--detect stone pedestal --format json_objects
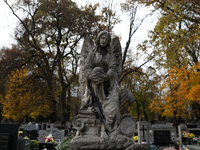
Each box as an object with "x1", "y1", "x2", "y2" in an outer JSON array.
[
  {"x1": 70, "y1": 111, "x2": 144, "y2": 150},
  {"x1": 69, "y1": 134, "x2": 136, "y2": 150},
  {"x1": 72, "y1": 109, "x2": 101, "y2": 136}
]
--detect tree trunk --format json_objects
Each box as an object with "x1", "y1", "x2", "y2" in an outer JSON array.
[
  {"x1": 66, "y1": 88, "x2": 71, "y2": 121},
  {"x1": 48, "y1": 81, "x2": 56, "y2": 123}
]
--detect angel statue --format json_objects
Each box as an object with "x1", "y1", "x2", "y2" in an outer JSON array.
[
  {"x1": 70, "y1": 31, "x2": 136, "y2": 150},
  {"x1": 80, "y1": 31, "x2": 122, "y2": 138}
]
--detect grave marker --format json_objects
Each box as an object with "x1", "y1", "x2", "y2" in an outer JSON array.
[
  {"x1": 178, "y1": 123, "x2": 200, "y2": 145},
  {"x1": 22, "y1": 124, "x2": 38, "y2": 140},
  {"x1": 137, "y1": 121, "x2": 148, "y2": 144},
  {"x1": 0, "y1": 133, "x2": 11, "y2": 150},
  {"x1": 154, "y1": 131, "x2": 170, "y2": 146},
  {"x1": 39, "y1": 123, "x2": 64, "y2": 143},
  {"x1": 140, "y1": 125, "x2": 147, "y2": 141},
  {"x1": 148, "y1": 124, "x2": 177, "y2": 146},
  {"x1": 22, "y1": 124, "x2": 36, "y2": 131},
  {"x1": 0, "y1": 123, "x2": 19, "y2": 150}
]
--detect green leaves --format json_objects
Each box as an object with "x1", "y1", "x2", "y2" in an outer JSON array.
[{"x1": 137, "y1": 0, "x2": 200, "y2": 69}]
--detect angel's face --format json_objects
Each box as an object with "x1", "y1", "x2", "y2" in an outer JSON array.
[{"x1": 99, "y1": 34, "x2": 109, "y2": 47}]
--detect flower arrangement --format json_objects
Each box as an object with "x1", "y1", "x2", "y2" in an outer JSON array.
[
  {"x1": 44, "y1": 134, "x2": 55, "y2": 142},
  {"x1": 133, "y1": 136, "x2": 138, "y2": 142},
  {"x1": 18, "y1": 131, "x2": 23, "y2": 137},
  {"x1": 23, "y1": 136, "x2": 30, "y2": 141},
  {"x1": 44, "y1": 134, "x2": 58, "y2": 148},
  {"x1": 183, "y1": 131, "x2": 195, "y2": 139},
  {"x1": 28, "y1": 140, "x2": 39, "y2": 149}
]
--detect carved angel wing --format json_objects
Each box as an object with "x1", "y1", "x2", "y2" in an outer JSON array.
[
  {"x1": 79, "y1": 38, "x2": 94, "y2": 99},
  {"x1": 111, "y1": 36, "x2": 122, "y2": 82},
  {"x1": 111, "y1": 37, "x2": 135, "y2": 114}
]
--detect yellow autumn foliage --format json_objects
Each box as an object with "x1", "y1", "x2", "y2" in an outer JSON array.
[
  {"x1": 0, "y1": 68, "x2": 51, "y2": 121},
  {"x1": 149, "y1": 63, "x2": 200, "y2": 119}
]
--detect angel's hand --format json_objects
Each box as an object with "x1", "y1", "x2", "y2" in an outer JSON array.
[{"x1": 93, "y1": 74, "x2": 108, "y2": 85}]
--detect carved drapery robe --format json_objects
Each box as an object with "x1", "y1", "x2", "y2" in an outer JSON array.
[{"x1": 81, "y1": 48, "x2": 120, "y2": 132}]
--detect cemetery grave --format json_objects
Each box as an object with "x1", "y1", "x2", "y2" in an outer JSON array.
[
  {"x1": 137, "y1": 121, "x2": 178, "y2": 149},
  {"x1": 21, "y1": 123, "x2": 39, "y2": 140},
  {"x1": 2, "y1": 120, "x2": 200, "y2": 150},
  {"x1": 178, "y1": 122, "x2": 200, "y2": 147},
  {"x1": 39, "y1": 123, "x2": 64, "y2": 143},
  {"x1": 0, "y1": 123, "x2": 19, "y2": 150}
]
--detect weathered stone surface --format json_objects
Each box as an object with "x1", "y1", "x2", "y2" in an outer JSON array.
[
  {"x1": 70, "y1": 31, "x2": 137, "y2": 150},
  {"x1": 119, "y1": 114, "x2": 136, "y2": 137},
  {"x1": 125, "y1": 144, "x2": 146, "y2": 150},
  {"x1": 120, "y1": 89, "x2": 135, "y2": 114},
  {"x1": 69, "y1": 133, "x2": 135, "y2": 150}
]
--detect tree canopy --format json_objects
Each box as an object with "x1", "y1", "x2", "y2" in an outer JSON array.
[
  {"x1": 137, "y1": 0, "x2": 200, "y2": 69},
  {"x1": 136, "y1": 0, "x2": 200, "y2": 121}
]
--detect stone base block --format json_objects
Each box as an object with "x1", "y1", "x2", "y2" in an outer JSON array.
[{"x1": 69, "y1": 134, "x2": 145, "y2": 150}]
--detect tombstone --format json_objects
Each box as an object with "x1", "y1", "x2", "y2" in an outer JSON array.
[
  {"x1": 187, "y1": 124, "x2": 198, "y2": 128},
  {"x1": 17, "y1": 137, "x2": 26, "y2": 150},
  {"x1": 38, "y1": 124, "x2": 42, "y2": 130},
  {"x1": 42, "y1": 123, "x2": 48, "y2": 130},
  {"x1": 137, "y1": 121, "x2": 148, "y2": 144},
  {"x1": 39, "y1": 123, "x2": 64, "y2": 143},
  {"x1": 179, "y1": 123, "x2": 200, "y2": 145},
  {"x1": 22, "y1": 124, "x2": 36, "y2": 131},
  {"x1": 178, "y1": 124, "x2": 187, "y2": 145},
  {"x1": 65, "y1": 129, "x2": 69, "y2": 137},
  {"x1": 22, "y1": 124, "x2": 38, "y2": 140},
  {"x1": 24, "y1": 130, "x2": 38, "y2": 140},
  {"x1": 148, "y1": 124, "x2": 177, "y2": 147},
  {"x1": 178, "y1": 123, "x2": 200, "y2": 145},
  {"x1": 0, "y1": 123, "x2": 19, "y2": 150},
  {"x1": 54, "y1": 121, "x2": 61, "y2": 127}
]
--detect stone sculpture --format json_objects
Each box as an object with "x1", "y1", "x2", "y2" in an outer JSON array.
[{"x1": 70, "y1": 31, "x2": 144, "y2": 150}]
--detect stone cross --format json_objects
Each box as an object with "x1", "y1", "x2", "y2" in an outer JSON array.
[
  {"x1": 46, "y1": 124, "x2": 58, "y2": 134},
  {"x1": 140, "y1": 125, "x2": 147, "y2": 141},
  {"x1": 137, "y1": 121, "x2": 147, "y2": 144}
]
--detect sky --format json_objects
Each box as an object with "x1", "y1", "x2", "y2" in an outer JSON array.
[{"x1": 0, "y1": 0, "x2": 158, "y2": 68}]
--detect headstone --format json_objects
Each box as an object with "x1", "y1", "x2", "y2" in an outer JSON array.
[
  {"x1": 178, "y1": 123, "x2": 200, "y2": 145},
  {"x1": 39, "y1": 123, "x2": 64, "y2": 143},
  {"x1": 24, "y1": 130, "x2": 38, "y2": 140},
  {"x1": 178, "y1": 124, "x2": 187, "y2": 144},
  {"x1": 148, "y1": 124, "x2": 177, "y2": 147},
  {"x1": 38, "y1": 130, "x2": 47, "y2": 143},
  {"x1": 17, "y1": 137, "x2": 26, "y2": 150},
  {"x1": 0, "y1": 133, "x2": 11, "y2": 150},
  {"x1": 154, "y1": 130, "x2": 171, "y2": 146},
  {"x1": 65, "y1": 129, "x2": 69, "y2": 137},
  {"x1": 0, "y1": 123, "x2": 19, "y2": 150},
  {"x1": 22, "y1": 124, "x2": 38, "y2": 140},
  {"x1": 38, "y1": 124, "x2": 42, "y2": 130},
  {"x1": 22, "y1": 124, "x2": 36, "y2": 131},
  {"x1": 46, "y1": 124, "x2": 57, "y2": 134},
  {"x1": 137, "y1": 121, "x2": 148, "y2": 144},
  {"x1": 42, "y1": 123, "x2": 48, "y2": 130},
  {"x1": 54, "y1": 121, "x2": 61, "y2": 127},
  {"x1": 187, "y1": 124, "x2": 197, "y2": 128}
]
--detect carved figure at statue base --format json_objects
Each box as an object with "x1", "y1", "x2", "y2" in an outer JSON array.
[{"x1": 69, "y1": 31, "x2": 145, "y2": 150}]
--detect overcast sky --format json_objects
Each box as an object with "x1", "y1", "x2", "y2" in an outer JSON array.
[{"x1": 0, "y1": 0, "x2": 158, "y2": 68}]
